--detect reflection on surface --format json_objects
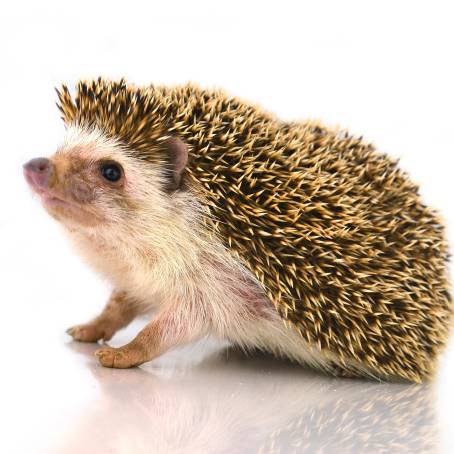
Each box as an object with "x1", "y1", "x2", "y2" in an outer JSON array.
[{"x1": 56, "y1": 340, "x2": 437, "y2": 454}]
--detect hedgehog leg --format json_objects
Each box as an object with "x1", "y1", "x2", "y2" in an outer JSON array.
[
  {"x1": 66, "y1": 290, "x2": 139, "y2": 343},
  {"x1": 95, "y1": 306, "x2": 205, "y2": 368}
]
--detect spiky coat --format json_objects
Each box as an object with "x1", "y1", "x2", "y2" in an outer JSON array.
[{"x1": 56, "y1": 78, "x2": 452, "y2": 381}]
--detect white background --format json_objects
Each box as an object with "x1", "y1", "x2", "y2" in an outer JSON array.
[{"x1": 1, "y1": 1, "x2": 453, "y2": 453}]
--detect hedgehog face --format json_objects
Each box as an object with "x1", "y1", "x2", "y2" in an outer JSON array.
[{"x1": 23, "y1": 126, "x2": 168, "y2": 231}]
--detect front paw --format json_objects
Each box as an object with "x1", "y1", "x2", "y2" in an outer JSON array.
[
  {"x1": 95, "y1": 345, "x2": 147, "y2": 368},
  {"x1": 66, "y1": 323, "x2": 114, "y2": 343}
]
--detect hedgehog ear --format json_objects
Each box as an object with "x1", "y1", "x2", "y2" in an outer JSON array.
[{"x1": 163, "y1": 136, "x2": 188, "y2": 191}]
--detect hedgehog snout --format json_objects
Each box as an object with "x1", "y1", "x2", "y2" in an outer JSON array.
[{"x1": 23, "y1": 157, "x2": 54, "y2": 189}]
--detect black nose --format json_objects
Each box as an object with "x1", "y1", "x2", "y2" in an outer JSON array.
[{"x1": 24, "y1": 157, "x2": 51, "y2": 174}]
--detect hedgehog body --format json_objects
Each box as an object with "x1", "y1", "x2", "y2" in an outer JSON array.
[{"x1": 28, "y1": 78, "x2": 452, "y2": 381}]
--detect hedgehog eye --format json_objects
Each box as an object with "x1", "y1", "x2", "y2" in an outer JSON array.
[{"x1": 100, "y1": 161, "x2": 123, "y2": 182}]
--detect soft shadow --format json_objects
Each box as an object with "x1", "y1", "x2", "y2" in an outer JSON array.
[{"x1": 59, "y1": 340, "x2": 438, "y2": 454}]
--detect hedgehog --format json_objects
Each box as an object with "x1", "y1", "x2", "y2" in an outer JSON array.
[{"x1": 23, "y1": 77, "x2": 452, "y2": 382}]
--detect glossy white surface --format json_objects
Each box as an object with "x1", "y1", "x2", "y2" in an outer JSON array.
[
  {"x1": 1, "y1": 1, "x2": 453, "y2": 452},
  {"x1": 1, "y1": 295, "x2": 453, "y2": 454}
]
